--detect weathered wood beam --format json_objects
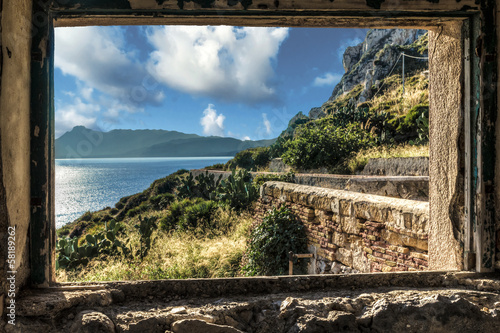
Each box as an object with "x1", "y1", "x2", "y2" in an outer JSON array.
[
  {"x1": 30, "y1": 1, "x2": 55, "y2": 286},
  {"x1": 49, "y1": 0, "x2": 479, "y2": 12},
  {"x1": 53, "y1": 14, "x2": 465, "y2": 28},
  {"x1": 474, "y1": 0, "x2": 497, "y2": 272}
]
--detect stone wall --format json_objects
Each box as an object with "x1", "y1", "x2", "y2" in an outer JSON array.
[
  {"x1": 361, "y1": 157, "x2": 429, "y2": 176},
  {"x1": 255, "y1": 182, "x2": 429, "y2": 273},
  {"x1": 191, "y1": 169, "x2": 429, "y2": 201}
]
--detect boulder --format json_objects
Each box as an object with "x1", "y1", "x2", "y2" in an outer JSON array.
[{"x1": 70, "y1": 310, "x2": 115, "y2": 333}]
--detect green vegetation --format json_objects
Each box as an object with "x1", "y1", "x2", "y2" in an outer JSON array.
[
  {"x1": 242, "y1": 206, "x2": 308, "y2": 276},
  {"x1": 56, "y1": 31, "x2": 430, "y2": 282},
  {"x1": 56, "y1": 168, "x2": 291, "y2": 281}
]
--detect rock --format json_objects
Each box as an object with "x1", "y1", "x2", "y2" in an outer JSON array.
[
  {"x1": 343, "y1": 44, "x2": 363, "y2": 73},
  {"x1": 287, "y1": 312, "x2": 357, "y2": 333},
  {"x1": 280, "y1": 297, "x2": 299, "y2": 312},
  {"x1": 170, "y1": 307, "x2": 187, "y2": 314},
  {"x1": 308, "y1": 107, "x2": 326, "y2": 120},
  {"x1": 70, "y1": 310, "x2": 115, "y2": 333},
  {"x1": 171, "y1": 319, "x2": 244, "y2": 333},
  {"x1": 128, "y1": 317, "x2": 168, "y2": 333},
  {"x1": 365, "y1": 295, "x2": 500, "y2": 333},
  {"x1": 238, "y1": 310, "x2": 253, "y2": 323},
  {"x1": 223, "y1": 314, "x2": 240, "y2": 327},
  {"x1": 328, "y1": 29, "x2": 427, "y2": 105},
  {"x1": 331, "y1": 261, "x2": 343, "y2": 274},
  {"x1": 269, "y1": 158, "x2": 291, "y2": 172}
]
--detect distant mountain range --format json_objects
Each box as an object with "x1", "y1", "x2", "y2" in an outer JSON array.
[{"x1": 55, "y1": 126, "x2": 276, "y2": 159}]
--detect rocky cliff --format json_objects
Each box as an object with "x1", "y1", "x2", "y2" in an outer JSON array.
[{"x1": 309, "y1": 29, "x2": 427, "y2": 119}]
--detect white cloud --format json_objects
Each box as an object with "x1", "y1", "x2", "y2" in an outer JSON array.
[
  {"x1": 262, "y1": 113, "x2": 272, "y2": 136},
  {"x1": 313, "y1": 73, "x2": 343, "y2": 87},
  {"x1": 200, "y1": 104, "x2": 225, "y2": 137},
  {"x1": 80, "y1": 86, "x2": 94, "y2": 101},
  {"x1": 55, "y1": 26, "x2": 164, "y2": 108},
  {"x1": 55, "y1": 98, "x2": 100, "y2": 137},
  {"x1": 146, "y1": 26, "x2": 289, "y2": 104},
  {"x1": 242, "y1": 136, "x2": 251, "y2": 141}
]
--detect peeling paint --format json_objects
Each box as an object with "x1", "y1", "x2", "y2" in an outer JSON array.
[{"x1": 34, "y1": 125, "x2": 40, "y2": 137}]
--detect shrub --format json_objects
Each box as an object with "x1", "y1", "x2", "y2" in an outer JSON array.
[
  {"x1": 225, "y1": 147, "x2": 271, "y2": 171},
  {"x1": 282, "y1": 123, "x2": 374, "y2": 171},
  {"x1": 396, "y1": 103, "x2": 428, "y2": 137},
  {"x1": 243, "y1": 206, "x2": 307, "y2": 276},
  {"x1": 178, "y1": 200, "x2": 217, "y2": 232},
  {"x1": 149, "y1": 193, "x2": 175, "y2": 210}
]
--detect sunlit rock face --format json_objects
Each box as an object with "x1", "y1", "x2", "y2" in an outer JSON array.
[
  {"x1": 307, "y1": 29, "x2": 426, "y2": 119},
  {"x1": 330, "y1": 29, "x2": 427, "y2": 103}
]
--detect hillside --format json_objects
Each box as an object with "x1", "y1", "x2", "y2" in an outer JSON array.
[
  {"x1": 55, "y1": 126, "x2": 275, "y2": 158},
  {"x1": 223, "y1": 28, "x2": 430, "y2": 173}
]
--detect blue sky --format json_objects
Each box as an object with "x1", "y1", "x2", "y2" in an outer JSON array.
[{"x1": 54, "y1": 26, "x2": 367, "y2": 139}]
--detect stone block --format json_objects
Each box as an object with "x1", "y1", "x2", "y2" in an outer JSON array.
[
  {"x1": 385, "y1": 260, "x2": 397, "y2": 267},
  {"x1": 410, "y1": 252, "x2": 429, "y2": 261},
  {"x1": 397, "y1": 247, "x2": 410, "y2": 254},
  {"x1": 382, "y1": 266, "x2": 394, "y2": 273},
  {"x1": 336, "y1": 247, "x2": 353, "y2": 267}
]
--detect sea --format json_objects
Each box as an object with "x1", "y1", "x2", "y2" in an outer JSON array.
[{"x1": 55, "y1": 157, "x2": 231, "y2": 229}]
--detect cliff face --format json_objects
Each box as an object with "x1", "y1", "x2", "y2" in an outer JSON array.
[{"x1": 309, "y1": 29, "x2": 427, "y2": 119}]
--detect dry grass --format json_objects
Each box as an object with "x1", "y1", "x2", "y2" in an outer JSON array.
[
  {"x1": 369, "y1": 72, "x2": 428, "y2": 115},
  {"x1": 346, "y1": 143, "x2": 429, "y2": 174},
  {"x1": 56, "y1": 208, "x2": 253, "y2": 282}
]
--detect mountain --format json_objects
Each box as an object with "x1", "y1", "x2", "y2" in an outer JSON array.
[
  {"x1": 55, "y1": 126, "x2": 276, "y2": 158},
  {"x1": 309, "y1": 29, "x2": 427, "y2": 120}
]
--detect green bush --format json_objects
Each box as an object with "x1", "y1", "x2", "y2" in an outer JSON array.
[
  {"x1": 149, "y1": 193, "x2": 175, "y2": 210},
  {"x1": 225, "y1": 147, "x2": 271, "y2": 171},
  {"x1": 282, "y1": 123, "x2": 374, "y2": 170},
  {"x1": 243, "y1": 206, "x2": 307, "y2": 276},
  {"x1": 179, "y1": 200, "x2": 217, "y2": 232},
  {"x1": 158, "y1": 198, "x2": 219, "y2": 235},
  {"x1": 396, "y1": 103, "x2": 428, "y2": 137}
]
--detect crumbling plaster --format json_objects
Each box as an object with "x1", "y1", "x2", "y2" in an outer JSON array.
[{"x1": 0, "y1": 0, "x2": 32, "y2": 294}]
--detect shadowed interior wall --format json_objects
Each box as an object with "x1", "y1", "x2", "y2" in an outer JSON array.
[
  {"x1": 0, "y1": 0, "x2": 496, "y2": 297},
  {"x1": 0, "y1": 0, "x2": 32, "y2": 298}
]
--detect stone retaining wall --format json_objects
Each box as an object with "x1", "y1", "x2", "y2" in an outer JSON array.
[
  {"x1": 255, "y1": 182, "x2": 429, "y2": 273},
  {"x1": 190, "y1": 169, "x2": 429, "y2": 201}
]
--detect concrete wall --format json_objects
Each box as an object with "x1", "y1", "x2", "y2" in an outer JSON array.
[
  {"x1": 428, "y1": 22, "x2": 465, "y2": 271},
  {"x1": 255, "y1": 182, "x2": 429, "y2": 273},
  {"x1": 0, "y1": 0, "x2": 32, "y2": 300}
]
